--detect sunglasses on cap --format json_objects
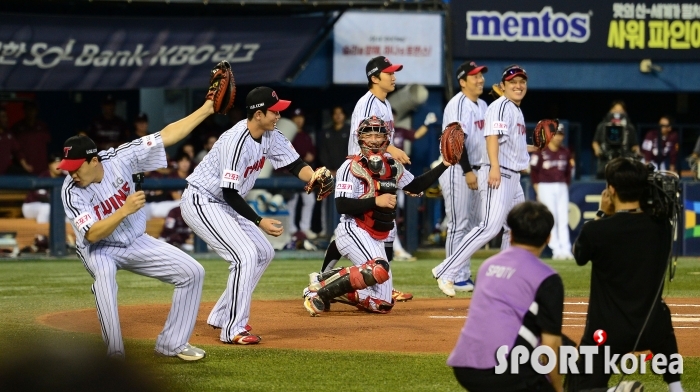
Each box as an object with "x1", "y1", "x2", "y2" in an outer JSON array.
[{"x1": 502, "y1": 66, "x2": 528, "y2": 82}]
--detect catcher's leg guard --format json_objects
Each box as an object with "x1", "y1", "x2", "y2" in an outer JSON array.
[
  {"x1": 315, "y1": 258, "x2": 390, "y2": 302},
  {"x1": 321, "y1": 240, "x2": 341, "y2": 272}
]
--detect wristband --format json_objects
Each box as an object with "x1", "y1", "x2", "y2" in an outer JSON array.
[
  {"x1": 595, "y1": 210, "x2": 608, "y2": 219},
  {"x1": 255, "y1": 216, "x2": 263, "y2": 226}
]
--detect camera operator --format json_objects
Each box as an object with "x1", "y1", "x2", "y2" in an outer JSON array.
[
  {"x1": 568, "y1": 158, "x2": 683, "y2": 392},
  {"x1": 592, "y1": 101, "x2": 639, "y2": 179}
]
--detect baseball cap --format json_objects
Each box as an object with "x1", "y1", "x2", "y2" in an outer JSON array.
[
  {"x1": 501, "y1": 65, "x2": 528, "y2": 82},
  {"x1": 291, "y1": 108, "x2": 304, "y2": 118},
  {"x1": 246, "y1": 87, "x2": 291, "y2": 112},
  {"x1": 366, "y1": 56, "x2": 403, "y2": 80},
  {"x1": 456, "y1": 61, "x2": 488, "y2": 80},
  {"x1": 135, "y1": 112, "x2": 148, "y2": 122},
  {"x1": 57, "y1": 135, "x2": 99, "y2": 171}
]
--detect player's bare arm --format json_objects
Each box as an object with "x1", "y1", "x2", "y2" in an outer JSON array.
[
  {"x1": 386, "y1": 144, "x2": 410, "y2": 164},
  {"x1": 540, "y1": 332, "x2": 564, "y2": 392},
  {"x1": 486, "y1": 135, "x2": 501, "y2": 189},
  {"x1": 160, "y1": 101, "x2": 215, "y2": 147},
  {"x1": 84, "y1": 191, "x2": 145, "y2": 243},
  {"x1": 297, "y1": 165, "x2": 315, "y2": 183},
  {"x1": 465, "y1": 171, "x2": 478, "y2": 190}
]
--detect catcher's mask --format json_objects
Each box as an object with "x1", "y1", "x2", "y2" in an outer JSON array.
[{"x1": 357, "y1": 116, "x2": 389, "y2": 174}]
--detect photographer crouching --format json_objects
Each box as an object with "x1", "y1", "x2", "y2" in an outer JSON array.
[{"x1": 568, "y1": 158, "x2": 684, "y2": 392}]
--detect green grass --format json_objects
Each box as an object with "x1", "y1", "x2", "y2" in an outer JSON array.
[{"x1": 0, "y1": 255, "x2": 698, "y2": 391}]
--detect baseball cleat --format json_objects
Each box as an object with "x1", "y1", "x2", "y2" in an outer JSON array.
[
  {"x1": 304, "y1": 296, "x2": 325, "y2": 316},
  {"x1": 230, "y1": 331, "x2": 262, "y2": 345},
  {"x1": 392, "y1": 289, "x2": 413, "y2": 302},
  {"x1": 308, "y1": 272, "x2": 320, "y2": 285},
  {"x1": 176, "y1": 343, "x2": 206, "y2": 361},
  {"x1": 454, "y1": 278, "x2": 474, "y2": 292},
  {"x1": 209, "y1": 323, "x2": 252, "y2": 332},
  {"x1": 436, "y1": 277, "x2": 456, "y2": 297}
]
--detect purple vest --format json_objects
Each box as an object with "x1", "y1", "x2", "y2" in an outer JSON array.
[{"x1": 447, "y1": 247, "x2": 556, "y2": 369}]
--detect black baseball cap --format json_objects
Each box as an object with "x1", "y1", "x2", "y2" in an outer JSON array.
[
  {"x1": 135, "y1": 112, "x2": 148, "y2": 122},
  {"x1": 57, "y1": 135, "x2": 98, "y2": 171},
  {"x1": 245, "y1": 87, "x2": 291, "y2": 112},
  {"x1": 456, "y1": 61, "x2": 488, "y2": 80},
  {"x1": 366, "y1": 56, "x2": 403, "y2": 80},
  {"x1": 291, "y1": 108, "x2": 304, "y2": 118},
  {"x1": 502, "y1": 64, "x2": 528, "y2": 82}
]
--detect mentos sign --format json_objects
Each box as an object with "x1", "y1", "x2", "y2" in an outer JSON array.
[{"x1": 467, "y1": 7, "x2": 590, "y2": 43}]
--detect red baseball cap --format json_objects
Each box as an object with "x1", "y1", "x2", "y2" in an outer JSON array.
[
  {"x1": 502, "y1": 65, "x2": 528, "y2": 82},
  {"x1": 366, "y1": 56, "x2": 403, "y2": 80},
  {"x1": 57, "y1": 135, "x2": 98, "y2": 171},
  {"x1": 245, "y1": 87, "x2": 291, "y2": 112}
]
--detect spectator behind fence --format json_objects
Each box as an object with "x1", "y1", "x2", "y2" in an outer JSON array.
[
  {"x1": 195, "y1": 135, "x2": 218, "y2": 164},
  {"x1": 159, "y1": 207, "x2": 193, "y2": 252},
  {"x1": 286, "y1": 108, "x2": 318, "y2": 240},
  {"x1": 0, "y1": 107, "x2": 33, "y2": 175},
  {"x1": 87, "y1": 95, "x2": 130, "y2": 150},
  {"x1": 592, "y1": 100, "x2": 639, "y2": 179},
  {"x1": 145, "y1": 154, "x2": 190, "y2": 219},
  {"x1": 318, "y1": 106, "x2": 351, "y2": 175},
  {"x1": 133, "y1": 112, "x2": 149, "y2": 139},
  {"x1": 22, "y1": 155, "x2": 64, "y2": 224},
  {"x1": 641, "y1": 115, "x2": 679, "y2": 172},
  {"x1": 11, "y1": 101, "x2": 51, "y2": 174}
]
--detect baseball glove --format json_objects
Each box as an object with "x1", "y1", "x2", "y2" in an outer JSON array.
[
  {"x1": 489, "y1": 83, "x2": 504, "y2": 100},
  {"x1": 440, "y1": 122, "x2": 465, "y2": 165},
  {"x1": 205, "y1": 60, "x2": 235, "y2": 114},
  {"x1": 533, "y1": 119, "x2": 560, "y2": 150},
  {"x1": 304, "y1": 167, "x2": 334, "y2": 201}
]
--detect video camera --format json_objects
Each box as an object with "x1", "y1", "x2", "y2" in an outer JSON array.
[
  {"x1": 603, "y1": 114, "x2": 636, "y2": 160},
  {"x1": 641, "y1": 163, "x2": 682, "y2": 222}
]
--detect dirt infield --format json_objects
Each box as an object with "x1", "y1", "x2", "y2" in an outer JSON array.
[{"x1": 38, "y1": 298, "x2": 700, "y2": 356}]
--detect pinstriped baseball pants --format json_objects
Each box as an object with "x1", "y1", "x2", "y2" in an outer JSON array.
[
  {"x1": 77, "y1": 234, "x2": 204, "y2": 357},
  {"x1": 180, "y1": 189, "x2": 274, "y2": 343}
]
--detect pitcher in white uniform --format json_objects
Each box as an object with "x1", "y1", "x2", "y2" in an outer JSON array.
[{"x1": 60, "y1": 100, "x2": 215, "y2": 360}]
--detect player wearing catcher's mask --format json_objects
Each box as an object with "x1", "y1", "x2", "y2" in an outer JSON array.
[{"x1": 302, "y1": 116, "x2": 457, "y2": 316}]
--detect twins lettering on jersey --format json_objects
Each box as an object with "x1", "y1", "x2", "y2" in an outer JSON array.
[
  {"x1": 517, "y1": 123, "x2": 526, "y2": 135},
  {"x1": 474, "y1": 120, "x2": 484, "y2": 130},
  {"x1": 244, "y1": 156, "x2": 266, "y2": 177},
  {"x1": 92, "y1": 181, "x2": 131, "y2": 220}
]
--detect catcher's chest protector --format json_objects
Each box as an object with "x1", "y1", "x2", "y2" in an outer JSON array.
[{"x1": 349, "y1": 155, "x2": 403, "y2": 240}]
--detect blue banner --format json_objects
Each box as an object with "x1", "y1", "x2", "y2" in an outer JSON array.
[{"x1": 0, "y1": 14, "x2": 328, "y2": 90}]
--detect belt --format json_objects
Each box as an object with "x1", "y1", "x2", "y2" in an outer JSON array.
[
  {"x1": 472, "y1": 165, "x2": 481, "y2": 171},
  {"x1": 484, "y1": 164, "x2": 518, "y2": 174}
]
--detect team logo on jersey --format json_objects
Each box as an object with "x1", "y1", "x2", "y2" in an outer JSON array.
[
  {"x1": 74, "y1": 212, "x2": 94, "y2": 231},
  {"x1": 336, "y1": 181, "x2": 354, "y2": 193},
  {"x1": 92, "y1": 182, "x2": 131, "y2": 220},
  {"x1": 64, "y1": 146, "x2": 72, "y2": 157},
  {"x1": 222, "y1": 169, "x2": 241, "y2": 184},
  {"x1": 244, "y1": 156, "x2": 266, "y2": 178},
  {"x1": 474, "y1": 120, "x2": 484, "y2": 130},
  {"x1": 142, "y1": 134, "x2": 156, "y2": 149},
  {"x1": 492, "y1": 121, "x2": 508, "y2": 131},
  {"x1": 517, "y1": 123, "x2": 526, "y2": 135}
]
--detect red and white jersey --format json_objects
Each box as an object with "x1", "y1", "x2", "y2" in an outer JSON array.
[
  {"x1": 187, "y1": 119, "x2": 299, "y2": 201},
  {"x1": 334, "y1": 154, "x2": 413, "y2": 224},
  {"x1": 484, "y1": 96, "x2": 529, "y2": 171},
  {"x1": 349, "y1": 91, "x2": 395, "y2": 155},
  {"x1": 442, "y1": 92, "x2": 488, "y2": 166},
  {"x1": 530, "y1": 146, "x2": 572, "y2": 184},
  {"x1": 62, "y1": 133, "x2": 167, "y2": 248}
]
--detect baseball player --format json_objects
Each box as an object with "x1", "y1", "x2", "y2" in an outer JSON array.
[
  {"x1": 181, "y1": 87, "x2": 325, "y2": 344},
  {"x1": 315, "y1": 56, "x2": 413, "y2": 302},
  {"x1": 432, "y1": 65, "x2": 540, "y2": 297},
  {"x1": 303, "y1": 116, "x2": 452, "y2": 316},
  {"x1": 530, "y1": 130, "x2": 575, "y2": 260},
  {"x1": 60, "y1": 101, "x2": 214, "y2": 360},
  {"x1": 438, "y1": 61, "x2": 489, "y2": 292}
]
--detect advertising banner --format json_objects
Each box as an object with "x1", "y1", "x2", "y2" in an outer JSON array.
[
  {"x1": 452, "y1": 1, "x2": 700, "y2": 60},
  {"x1": 333, "y1": 11, "x2": 443, "y2": 85},
  {"x1": 0, "y1": 14, "x2": 327, "y2": 90}
]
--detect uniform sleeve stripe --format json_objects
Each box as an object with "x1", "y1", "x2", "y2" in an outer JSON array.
[
  {"x1": 497, "y1": 99, "x2": 508, "y2": 122},
  {"x1": 363, "y1": 96, "x2": 375, "y2": 118},
  {"x1": 229, "y1": 131, "x2": 249, "y2": 171},
  {"x1": 457, "y1": 94, "x2": 465, "y2": 123},
  {"x1": 99, "y1": 138, "x2": 144, "y2": 161},
  {"x1": 63, "y1": 182, "x2": 80, "y2": 217}
]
